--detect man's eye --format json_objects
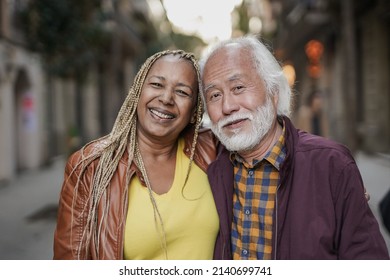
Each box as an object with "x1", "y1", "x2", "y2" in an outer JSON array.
[
  {"x1": 209, "y1": 92, "x2": 221, "y2": 101},
  {"x1": 233, "y1": 85, "x2": 244, "y2": 92}
]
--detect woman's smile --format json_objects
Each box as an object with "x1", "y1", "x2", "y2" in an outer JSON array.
[{"x1": 149, "y1": 108, "x2": 175, "y2": 120}]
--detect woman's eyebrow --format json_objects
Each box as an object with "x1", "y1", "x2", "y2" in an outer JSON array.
[
  {"x1": 177, "y1": 82, "x2": 194, "y2": 92},
  {"x1": 148, "y1": 75, "x2": 165, "y2": 81}
]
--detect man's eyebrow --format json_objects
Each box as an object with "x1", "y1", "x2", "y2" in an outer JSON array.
[
  {"x1": 228, "y1": 74, "x2": 242, "y2": 82},
  {"x1": 204, "y1": 74, "x2": 243, "y2": 93},
  {"x1": 204, "y1": 84, "x2": 215, "y2": 93}
]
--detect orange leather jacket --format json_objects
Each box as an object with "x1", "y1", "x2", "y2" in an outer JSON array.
[{"x1": 53, "y1": 128, "x2": 217, "y2": 259}]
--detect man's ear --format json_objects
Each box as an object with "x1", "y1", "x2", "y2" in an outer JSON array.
[{"x1": 272, "y1": 92, "x2": 279, "y2": 109}]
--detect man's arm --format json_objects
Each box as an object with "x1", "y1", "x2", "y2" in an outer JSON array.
[{"x1": 335, "y1": 162, "x2": 389, "y2": 259}]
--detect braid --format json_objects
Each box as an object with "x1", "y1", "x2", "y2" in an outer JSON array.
[{"x1": 68, "y1": 50, "x2": 203, "y2": 259}]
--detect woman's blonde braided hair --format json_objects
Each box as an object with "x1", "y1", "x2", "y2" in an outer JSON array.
[{"x1": 68, "y1": 50, "x2": 203, "y2": 259}]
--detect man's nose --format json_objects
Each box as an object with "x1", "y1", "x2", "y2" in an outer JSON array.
[{"x1": 222, "y1": 94, "x2": 239, "y2": 115}]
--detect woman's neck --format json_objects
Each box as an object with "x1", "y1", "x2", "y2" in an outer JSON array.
[{"x1": 136, "y1": 133, "x2": 178, "y2": 159}]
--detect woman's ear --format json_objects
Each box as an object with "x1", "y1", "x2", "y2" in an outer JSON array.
[{"x1": 190, "y1": 113, "x2": 196, "y2": 124}]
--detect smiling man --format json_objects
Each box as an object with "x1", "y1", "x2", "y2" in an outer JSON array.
[{"x1": 199, "y1": 35, "x2": 389, "y2": 260}]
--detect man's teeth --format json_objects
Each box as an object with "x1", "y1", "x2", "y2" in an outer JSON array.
[{"x1": 150, "y1": 109, "x2": 174, "y2": 119}]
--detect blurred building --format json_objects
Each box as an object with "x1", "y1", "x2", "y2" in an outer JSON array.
[
  {"x1": 3, "y1": 0, "x2": 388, "y2": 184},
  {"x1": 0, "y1": 0, "x2": 157, "y2": 183},
  {"x1": 267, "y1": 0, "x2": 390, "y2": 154},
  {"x1": 0, "y1": 0, "x2": 43, "y2": 181}
]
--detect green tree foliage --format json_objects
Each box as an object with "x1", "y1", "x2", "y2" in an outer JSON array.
[
  {"x1": 20, "y1": 0, "x2": 109, "y2": 77},
  {"x1": 236, "y1": 1, "x2": 250, "y2": 34},
  {"x1": 171, "y1": 33, "x2": 206, "y2": 57}
]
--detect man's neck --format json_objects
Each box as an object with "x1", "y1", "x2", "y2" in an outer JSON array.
[{"x1": 238, "y1": 120, "x2": 283, "y2": 164}]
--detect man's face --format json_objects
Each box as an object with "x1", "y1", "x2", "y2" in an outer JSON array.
[{"x1": 202, "y1": 46, "x2": 278, "y2": 152}]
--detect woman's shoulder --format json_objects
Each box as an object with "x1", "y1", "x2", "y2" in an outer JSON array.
[
  {"x1": 182, "y1": 126, "x2": 219, "y2": 169},
  {"x1": 66, "y1": 138, "x2": 109, "y2": 170},
  {"x1": 192, "y1": 127, "x2": 219, "y2": 150},
  {"x1": 198, "y1": 127, "x2": 217, "y2": 142}
]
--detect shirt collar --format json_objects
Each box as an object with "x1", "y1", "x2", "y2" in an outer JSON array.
[{"x1": 230, "y1": 118, "x2": 286, "y2": 170}]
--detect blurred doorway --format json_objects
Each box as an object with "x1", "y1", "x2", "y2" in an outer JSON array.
[{"x1": 13, "y1": 69, "x2": 32, "y2": 172}]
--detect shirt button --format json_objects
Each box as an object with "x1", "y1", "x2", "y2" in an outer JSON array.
[
  {"x1": 242, "y1": 249, "x2": 248, "y2": 255},
  {"x1": 245, "y1": 209, "x2": 251, "y2": 215},
  {"x1": 248, "y1": 170, "x2": 254, "y2": 176}
]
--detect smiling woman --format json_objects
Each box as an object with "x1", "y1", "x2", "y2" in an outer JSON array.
[
  {"x1": 136, "y1": 55, "x2": 197, "y2": 142},
  {"x1": 53, "y1": 50, "x2": 221, "y2": 260}
]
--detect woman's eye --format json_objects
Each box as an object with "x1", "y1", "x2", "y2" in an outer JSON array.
[
  {"x1": 151, "y1": 82, "x2": 163, "y2": 88},
  {"x1": 176, "y1": 89, "x2": 191, "y2": 97}
]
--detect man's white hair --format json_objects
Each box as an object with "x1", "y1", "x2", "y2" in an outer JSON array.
[{"x1": 199, "y1": 35, "x2": 291, "y2": 117}]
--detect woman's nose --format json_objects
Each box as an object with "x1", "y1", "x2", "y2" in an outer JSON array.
[{"x1": 158, "y1": 90, "x2": 174, "y2": 105}]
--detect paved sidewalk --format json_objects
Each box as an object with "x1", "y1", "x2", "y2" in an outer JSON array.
[
  {"x1": 0, "y1": 152, "x2": 389, "y2": 260},
  {"x1": 0, "y1": 157, "x2": 65, "y2": 260},
  {"x1": 355, "y1": 152, "x2": 390, "y2": 252}
]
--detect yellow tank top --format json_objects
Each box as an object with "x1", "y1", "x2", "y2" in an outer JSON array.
[{"x1": 123, "y1": 138, "x2": 219, "y2": 260}]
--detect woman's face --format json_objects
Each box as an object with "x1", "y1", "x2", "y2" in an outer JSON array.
[{"x1": 137, "y1": 54, "x2": 198, "y2": 142}]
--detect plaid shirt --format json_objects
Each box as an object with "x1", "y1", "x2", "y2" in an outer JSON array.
[{"x1": 230, "y1": 127, "x2": 286, "y2": 260}]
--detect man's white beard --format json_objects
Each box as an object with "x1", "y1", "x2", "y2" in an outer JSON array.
[{"x1": 210, "y1": 97, "x2": 275, "y2": 152}]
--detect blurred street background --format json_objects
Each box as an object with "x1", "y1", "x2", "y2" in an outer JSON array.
[{"x1": 1, "y1": 0, "x2": 390, "y2": 259}]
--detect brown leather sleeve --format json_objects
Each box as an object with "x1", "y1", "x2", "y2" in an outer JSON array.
[{"x1": 53, "y1": 152, "x2": 90, "y2": 259}]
